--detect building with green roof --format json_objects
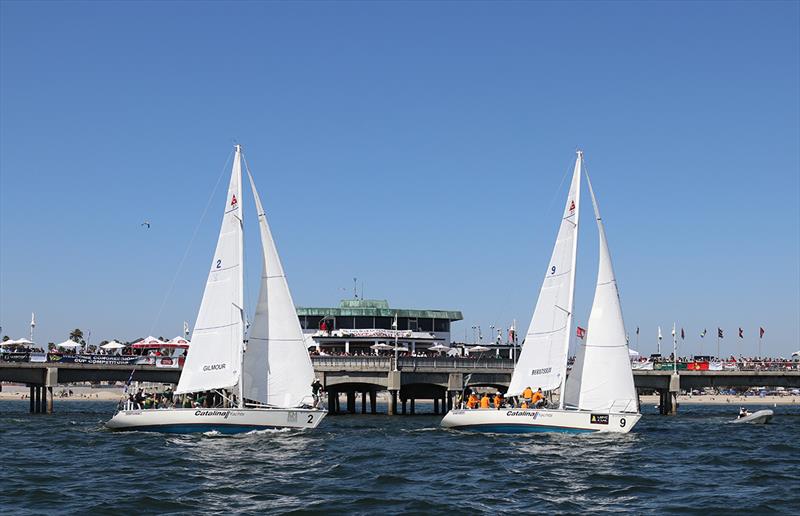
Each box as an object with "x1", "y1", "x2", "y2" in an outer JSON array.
[{"x1": 297, "y1": 299, "x2": 463, "y2": 354}]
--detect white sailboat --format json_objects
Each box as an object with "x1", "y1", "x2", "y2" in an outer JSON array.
[
  {"x1": 107, "y1": 145, "x2": 326, "y2": 433},
  {"x1": 441, "y1": 151, "x2": 641, "y2": 434}
]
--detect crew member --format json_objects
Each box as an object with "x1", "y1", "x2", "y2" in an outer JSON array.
[
  {"x1": 531, "y1": 388, "x2": 545, "y2": 408},
  {"x1": 480, "y1": 393, "x2": 490, "y2": 409},
  {"x1": 311, "y1": 378, "x2": 323, "y2": 407},
  {"x1": 493, "y1": 392, "x2": 503, "y2": 409},
  {"x1": 522, "y1": 386, "x2": 533, "y2": 402},
  {"x1": 467, "y1": 393, "x2": 479, "y2": 409}
]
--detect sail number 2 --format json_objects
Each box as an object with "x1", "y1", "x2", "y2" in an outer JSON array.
[{"x1": 216, "y1": 259, "x2": 222, "y2": 269}]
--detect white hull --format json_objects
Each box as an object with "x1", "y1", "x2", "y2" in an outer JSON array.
[
  {"x1": 106, "y1": 407, "x2": 327, "y2": 434},
  {"x1": 441, "y1": 408, "x2": 640, "y2": 434},
  {"x1": 732, "y1": 409, "x2": 773, "y2": 425}
]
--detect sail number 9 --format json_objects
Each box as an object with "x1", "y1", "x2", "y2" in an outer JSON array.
[
  {"x1": 620, "y1": 418, "x2": 626, "y2": 428},
  {"x1": 550, "y1": 266, "x2": 556, "y2": 275}
]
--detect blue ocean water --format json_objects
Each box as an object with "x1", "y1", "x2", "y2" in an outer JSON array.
[{"x1": 1, "y1": 401, "x2": 798, "y2": 515}]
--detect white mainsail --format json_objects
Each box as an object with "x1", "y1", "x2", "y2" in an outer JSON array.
[
  {"x1": 564, "y1": 171, "x2": 637, "y2": 412},
  {"x1": 507, "y1": 152, "x2": 581, "y2": 397},
  {"x1": 243, "y1": 170, "x2": 315, "y2": 407},
  {"x1": 176, "y1": 146, "x2": 245, "y2": 395}
]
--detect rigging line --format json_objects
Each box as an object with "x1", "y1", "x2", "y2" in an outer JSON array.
[
  {"x1": 149, "y1": 149, "x2": 235, "y2": 336},
  {"x1": 542, "y1": 155, "x2": 576, "y2": 219}
]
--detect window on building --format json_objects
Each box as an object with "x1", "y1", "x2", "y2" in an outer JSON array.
[
  {"x1": 335, "y1": 316, "x2": 354, "y2": 329},
  {"x1": 418, "y1": 318, "x2": 433, "y2": 331},
  {"x1": 434, "y1": 319, "x2": 450, "y2": 332},
  {"x1": 407, "y1": 318, "x2": 418, "y2": 331},
  {"x1": 354, "y1": 316, "x2": 373, "y2": 329},
  {"x1": 304, "y1": 316, "x2": 323, "y2": 330},
  {"x1": 374, "y1": 317, "x2": 392, "y2": 329}
]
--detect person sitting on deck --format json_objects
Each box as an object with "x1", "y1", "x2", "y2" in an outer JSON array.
[
  {"x1": 531, "y1": 388, "x2": 545, "y2": 408},
  {"x1": 522, "y1": 386, "x2": 534, "y2": 402},
  {"x1": 480, "y1": 393, "x2": 490, "y2": 409},
  {"x1": 466, "y1": 393, "x2": 479, "y2": 409},
  {"x1": 738, "y1": 407, "x2": 750, "y2": 418},
  {"x1": 520, "y1": 400, "x2": 529, "y2": 409},
  {"x1": 493, "y1": 392, "x2": 503, "y2": 409}
]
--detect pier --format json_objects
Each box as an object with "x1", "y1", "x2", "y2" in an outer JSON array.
[{"x1": 1, "y1": 356, "x2": 798, "y2": 415}]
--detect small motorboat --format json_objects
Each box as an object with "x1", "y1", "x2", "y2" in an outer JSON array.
[{"x1": 732, "y1": 409, "x2": 773, "y2": 424}]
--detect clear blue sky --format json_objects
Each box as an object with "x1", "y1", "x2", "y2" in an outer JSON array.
[{"x1": 1, "y1": 1, "x2": 798, "y2": 357}]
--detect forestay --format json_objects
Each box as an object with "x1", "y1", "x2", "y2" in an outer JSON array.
[
  {"x1": 243, "y1": 170, "x2": 315, "y2": 407},
  {"x1": 507, "y1": 154, "x2": 581, "y2": 396},
  {"x1": 176, "y1": 147, "x2": 245, "y2": 395},
  {"x1": 564, "y1": 172, "x2": 637, "y2": 413}
]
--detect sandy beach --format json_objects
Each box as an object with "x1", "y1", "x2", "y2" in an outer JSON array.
[
  {"x1": 0, "y1": 384, "x2": 124, "y2": 401},
  {"x1": 639, "y1": 394, "x2": 799, "y2": 405}
]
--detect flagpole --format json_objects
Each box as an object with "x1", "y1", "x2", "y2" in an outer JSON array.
[
  {"x1": 716, "y1": 331, "x2": 720, "y2": 359},
  {"x1": 672, "y1": 323, "x2": 677, "y2": 373}
]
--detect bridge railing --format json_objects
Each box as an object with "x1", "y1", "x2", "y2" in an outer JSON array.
[{"x1": 310, "y1": 355, "x2": 516, "y2": 371}]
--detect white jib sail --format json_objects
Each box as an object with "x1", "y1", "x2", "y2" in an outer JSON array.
[
  {"x1": 564, "y1": 171, "x2": 637, "y2": 413},
  {"x1": 176, "y1": 146, "x2": 245, "y2": 395},
  {"x1": 243, "y1": 169, "x2": 315, "y2": 407},
  {"x1": 507, "y1": 152, "x2": 581, "y2": 397}
]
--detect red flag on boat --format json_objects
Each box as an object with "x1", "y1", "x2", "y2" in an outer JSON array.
[{"x1": 576, "y1": 326, "x2": 586, "y2": 339}]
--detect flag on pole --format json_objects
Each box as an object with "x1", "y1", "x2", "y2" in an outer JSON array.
[
  {"x1": 658, "y1": 326, "x2": 663, "y2": 340},
  {"x1": 718, "y1": 328, "x2": 724, "y2": 339},
  {"x1": 671, "y1": 326, "x2": 676, "y2": 337},
  {"x1": 681, "y1": 328, "x2": 685, "y2": 340},
  {"x1": 760, "y1": 327, "x2": 765, "y2": 338},
  {"x1": 701, "y1": 328, "x2": 707, "y2": 338},
  {"x1": 576, "y1": 326, "x2": 586, "y2": 339},
  {"x1": 30, "y1": 312, "x2": 36, "y2": 327},
  {"x1": 738, "y1": 327, "x2": 743, "y2": 338},
  {"x1": 508, "y1": 326, "x2": 516, "y2": 343},
  {"x1": 392, "y1": 313, "x2": 398, "y2": 330},
  {"x1": 636, "y1": 327, "x2": 640, "y2": 335},
  {"x1": 183, "y1": 321, "x2": 190, "y2": 337}
]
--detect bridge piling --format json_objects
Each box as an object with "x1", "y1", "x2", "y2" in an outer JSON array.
[
  {"x1": 388, "y1": 390, "x2": 397, "y2": 415},
  {"x1": 369, "y1": 391, "x2": 376, "y2": 414},
  {"x1": 433, "y1": 398, "x2": 439, "y2": 414},
  {"x1": 361, "y1": 392, "x2": 367, "y2": 414},
  {"x1": 29, "y1": 385, "x2": 35, "y2": 413}
]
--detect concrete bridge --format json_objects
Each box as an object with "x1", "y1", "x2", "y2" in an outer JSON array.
[{"x1": 2, "y1": 356, "x2": 798, "y2": 415}]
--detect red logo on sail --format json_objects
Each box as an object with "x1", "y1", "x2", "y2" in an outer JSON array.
[
  {"x1": 230, "y1": 194, "x2": 238, "y2": 207},
  {"x1": 576, "y1": 326, "x2": 586, "y2": 339},
  {"x1": 569, "y1": 200, "x2": 575, "y2": 212}
]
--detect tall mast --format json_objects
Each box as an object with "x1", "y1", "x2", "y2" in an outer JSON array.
[
  {"x1": 559, "y1": 150, "x2": 582, "y2": 409},
  {"x1": 235, "y1": 144, "x2": 245, "y2": 408}
]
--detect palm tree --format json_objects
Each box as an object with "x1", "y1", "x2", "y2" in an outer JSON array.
[{"x1": 69, "y1": 328, "x2": 85, "y2": 344}]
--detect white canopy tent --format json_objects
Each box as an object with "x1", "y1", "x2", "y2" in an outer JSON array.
[
  {"x1": 56, "y1": 339, "x2": 82, "y2": 349},
  {"x1": 466, "y1": 345, "x2": 491, "y2": 354},
  {"x1": 370, "y1": 343, "x2": 394, "y2": 351},
  {"x1": 100, "y1": 341, "x2": 125, "y2": 350},
  {"x1": 429, "y1": 343, "x2": 452, "y2": 353},
  {"x1": 628, "y1": 348, "x2": 640, "y2": 357}
]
